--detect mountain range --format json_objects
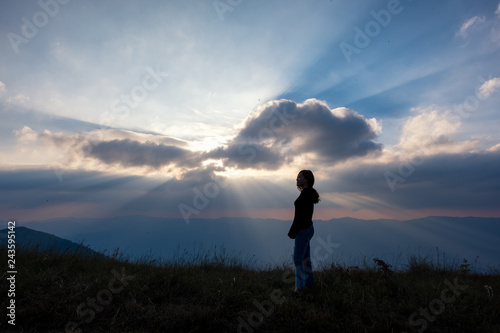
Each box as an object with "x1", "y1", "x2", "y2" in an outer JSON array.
[{"x1": 13, "y1": 215, "x2": 500, "y2": 272}]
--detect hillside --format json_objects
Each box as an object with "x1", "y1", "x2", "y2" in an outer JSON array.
[
  {"x1": 1, "y1": 245, "x2": 499, "y2": 332},
  {"x1": 0, "y1": 226, "x2": 101, "y2": 257}
]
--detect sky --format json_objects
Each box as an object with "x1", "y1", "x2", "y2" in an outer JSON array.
[{"x1": 1, "y1": 0, "x2": 500, "y2": 224}]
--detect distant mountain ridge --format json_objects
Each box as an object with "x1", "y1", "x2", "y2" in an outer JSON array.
[
  {"x1": 19, "y1": 215, "x2": 500, "y2": 271},
  {"x1": 0, "y1": 226, "x2": 101, "y2": 257}
]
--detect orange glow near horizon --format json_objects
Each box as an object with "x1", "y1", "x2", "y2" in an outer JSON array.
[{"x1": 7, "y1": 203, "x2": 500, "y2": 224}]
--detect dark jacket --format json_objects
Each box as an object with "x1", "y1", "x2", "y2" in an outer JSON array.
[{"x1": 288, "y1": 188, "x2": 315, "y2": 239}]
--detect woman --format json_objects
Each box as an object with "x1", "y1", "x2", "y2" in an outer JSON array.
[{"x1": 288, "y1": 170, "x2": 320, "y2": 296}]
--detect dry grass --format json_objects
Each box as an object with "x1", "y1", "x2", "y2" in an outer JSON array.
[{"x1": 1, "y1": 246, "x2": 499, "y2": 332}]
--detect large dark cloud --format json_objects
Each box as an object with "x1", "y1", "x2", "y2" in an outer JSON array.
[
  {"x1": 208, "y1": 143, "x2": 287, "y2": 170},
  {"x1": 208, "y1": 99, "x2": 383, "y2": 170},
  {"x1": 322, "y1": 149, "x2": 500, "y2": 211},
  {"x1": 84, "y1": 139, "x2": 199, "y2": 169}
]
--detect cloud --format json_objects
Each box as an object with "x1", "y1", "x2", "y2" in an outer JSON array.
[
  {"x1": 489, "y1": 143, "x2": 500, "y2": 152},
  {"x1": 210, "y1": 99, "x2": 383, "y2": 170},
  {"x1": 7, "y1": 93, "x2": 31, "y2": 106},
  {"x1": 315, "y1": 102, "x2": 500, "y2": 213},
  {"x1": 322, "y1": 148, "x2": 500, "y2": 212},
  {"x1": 3, "y1": 145, "x2": 499, "y2": 221},
  {"x1": 10, "y1": 99, "x2": 383, "y2": 173},
  {"x1": 4, "y1": 99, "x2": 500, "y2": 221},
  {"x1": 85, "y1": 139, "x2": 194, "y2": 169},
  {"x1": 478, "y1": 77, "x2": 500, "y2": 98},
  {"x1": 496, "y1": 2, "x2": 500, "y2": 16},
  {"x1": 457, "y1": 16, "x2": 486, "y2": 38},
  {"x1": 13, "y1": 126, "x2": 39, "y2": 143},
  {"x1": 208, "y1": 143, "x2": 285, "y2": 170},
  {"x1": 394, "y1": 106, "x2": 477, "y2": 155},
  {"x1": 0, "y1": 80, "x2": 32, "y2": 108},
  {"x1": 13, "y1": 126, "x2": 197, "y2": 172}
]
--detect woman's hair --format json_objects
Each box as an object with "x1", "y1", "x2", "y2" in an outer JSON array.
[{"x1": 298, "y1": 170, "x2": 320, "y2": 204}]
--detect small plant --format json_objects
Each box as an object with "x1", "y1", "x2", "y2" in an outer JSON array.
[
  {"x1": 373, "y1": 258, "x2": 393, "y2": 274},
  {"x1": 407, "y1": 254, "x2": 434, "y2": 273},
  {"x1": 459, "y1": 259, "x2": 471, "y2": 274}
]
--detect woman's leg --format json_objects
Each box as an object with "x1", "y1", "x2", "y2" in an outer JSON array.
[
  {"x1": 304, "y1": 226, "x2": 314, "y2": 288},
  {"x1": 304, "y1": 240, "x2": 314, "y2": 288},
  {"x1": 293, "y1": 230, "x2": 308, "y2": 291}
]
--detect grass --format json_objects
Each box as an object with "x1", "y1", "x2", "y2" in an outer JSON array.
[{"x1": 1, "y1": 246, "x2": 500, "y2": 333}]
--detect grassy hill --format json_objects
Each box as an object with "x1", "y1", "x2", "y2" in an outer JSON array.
[{"x1": 1, "y1": 245, "x2": 499, "y2": 332}]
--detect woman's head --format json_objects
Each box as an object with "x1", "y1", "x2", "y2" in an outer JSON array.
[
  {"x1": 297, "y1": 170, "x2": 315, "y2": 189},
  {"x1": 297, "y1": 170, "x2": 320, "y2": 203}
]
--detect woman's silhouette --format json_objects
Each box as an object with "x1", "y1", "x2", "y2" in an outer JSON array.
[{"x1": 288, "y1": 170, "x2": 320, "y2": 296}]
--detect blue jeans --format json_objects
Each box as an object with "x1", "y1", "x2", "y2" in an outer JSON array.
[{"x1": 293, "y1": 225, "x2": 314, "y2": 290}]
